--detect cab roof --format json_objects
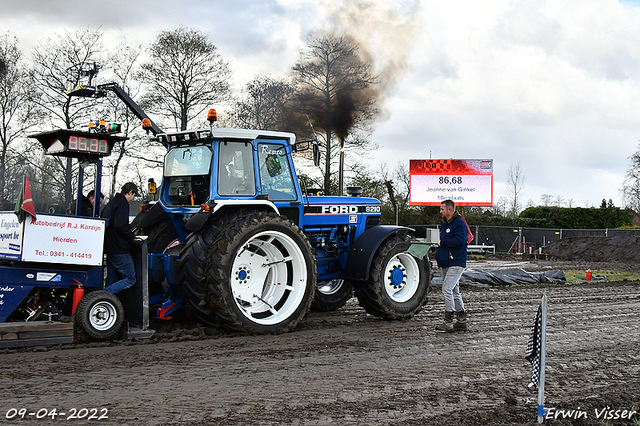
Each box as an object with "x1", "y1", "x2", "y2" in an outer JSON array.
[{"x1": 157, "y1": 127, "x2": 296, "y2": 147}]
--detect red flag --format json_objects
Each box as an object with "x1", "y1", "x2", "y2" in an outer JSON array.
[
  {"x1": 460, "y1": 210, "x2": 474, "y2": 245},
  {"x1": 21, "y1": 176, "x2": 36, "y2": 219},
  {"x1": 14, "y1": 175, "x2": 37, "y2": 223}
]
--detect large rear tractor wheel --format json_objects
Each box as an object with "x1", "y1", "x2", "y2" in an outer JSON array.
[
  {"x1": 203, "y1": 211, "x2": 316, "y2": 333},
  {"x1": 175, "y1": 213, "x2": 236, "y2": 328},
  {"x1": 354, "y1": 234, "x2": 429, "y2": 320},
  {"x1": 311, "y1": 279, "x2": 354, "y2": 312},
  {"x1": 74, "y1": 291, "x2": 124, "y2": 340}
]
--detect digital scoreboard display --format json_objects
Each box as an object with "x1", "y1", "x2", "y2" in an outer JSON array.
[
  {"x1": 65, "y1": 135, "x2": 110, "y2": 154},
  {"x1": 409, "y1": 159, "x2": 493, "y2": 207},
  {"x1": 29, "y1": 129, "x2": 127, "y2": 158}
]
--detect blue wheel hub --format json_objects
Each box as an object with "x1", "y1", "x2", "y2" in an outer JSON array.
[
  {"x1": 390, "y1": 267, "x2": 405, "y2": 288},
  {"x1": 238, "y1": 269, "x2": 248, "y2": 281}
]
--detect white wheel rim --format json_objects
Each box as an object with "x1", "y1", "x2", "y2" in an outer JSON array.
[
  {"x1": 383, "y1": 252, "x2": 420, "y2": 303},
  {"x1": 89, "y1": 301, "x2": 118, "y2": 331},
  {"x1": 230, "y1": 230, "x2": 308, "y2": 325}
]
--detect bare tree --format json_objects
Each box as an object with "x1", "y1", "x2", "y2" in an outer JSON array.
[
  {"x1": 347, "y1": 162, "x2": 387, "y2": 203},
  {"x1": 11, "y1": 148, "x2": 64, "y2": 212},
  {"x1": 491, "y1": 196, "x2": 509, "y2": 216},
  {"x1": 382, "y1": 162, "x2": 412, "y2": 219},
  {"x1": 0, "y1": 33, "x2": 38, "y2": 209},
  {"x1": 524, "y1": 199, "x2": 536, "y2": 209},
  {"x1": 291, "y1": 33, "x2": 378, "y2": 195},
  {"x1": 99, "y1": 37, "x2": 164, "y2": 197},
  {"x1": 31, "y1": 28, "x2": 104, "y2": 208},
  {"x1": 622, "y1": 143, "x2": 640, "y2": 212},
  {"x1": 506, "y1": 162, "x2": 525, "y2": 216},
  {"x1": 138, "y1": 27, "x2": 231, "y2": 131},
  {"x1": 227, "y1": 75, "x2": 295, "y2": 131}
]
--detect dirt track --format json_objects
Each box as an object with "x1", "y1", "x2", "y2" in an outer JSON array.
[{"x1": 1, "y1": 259, "x2": 639, "y2": 426}]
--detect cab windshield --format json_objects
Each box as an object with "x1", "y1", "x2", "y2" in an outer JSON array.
[
  {"x1": 163, "y1": 145, "x2": 212, "y2": 206},
  {"x1": 164, "y1": 146, "x2": 212, "y2": 177}
]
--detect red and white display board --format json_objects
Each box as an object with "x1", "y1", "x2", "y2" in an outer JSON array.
[
  {"x1": 20, "y1": 215, "x2": 105, "y2": 266},
  {"x1": 409, "y1": 159, "x2": 493, "y2": 206}
]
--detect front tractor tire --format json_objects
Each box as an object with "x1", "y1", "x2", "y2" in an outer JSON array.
[
  {"x1": 354, "y1": 234, "x2": 429, "y2": 320},
  {"x1": 203, "y1": 211, "x2": 317, "y2": 334},
  {"x1": 74, "y1": 290, "x2": 125, "y2": 340}
]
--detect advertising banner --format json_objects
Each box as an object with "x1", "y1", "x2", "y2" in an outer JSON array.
[
  {"x1": 21, "y1": 215, "x2": 105, "y2": 266},
  {"x1": 0, "y1": 212, "x2": 23, "y2": 261},
  {"x1": 409, "y1": 159, "x2": 493, "y2": 206}
]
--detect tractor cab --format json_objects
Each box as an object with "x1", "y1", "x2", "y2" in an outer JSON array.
[{"x1": 153, "y1": 125, "x2": 303, "y2": 231}]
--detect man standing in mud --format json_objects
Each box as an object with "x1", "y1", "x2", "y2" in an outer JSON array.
[{"x1": 435, "y1": 199, "x2": 468, "y2": 332}]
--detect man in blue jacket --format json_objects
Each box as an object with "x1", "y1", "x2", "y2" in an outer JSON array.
[
  {"x1": 101, "y1": 182, "x2": 139, "y2": 294},
  {"x1": 435, "y1": 199, "x2": 468, "y2": 332}
]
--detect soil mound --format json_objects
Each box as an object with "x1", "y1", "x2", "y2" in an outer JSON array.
[{"x1": 544, "y1": 234, "x2": 640, "y2": 262}]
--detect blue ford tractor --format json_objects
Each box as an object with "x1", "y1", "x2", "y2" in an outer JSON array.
[
  {"x1": 0, "y1": 82, "x2": 430, "y2": 344},
  {"x1": 123, "y1": 96, "x2": 431, "y2": 334}
]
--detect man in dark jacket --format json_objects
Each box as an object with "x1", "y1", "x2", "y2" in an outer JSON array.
[
  {"x1": 86, "y1": 190, "x2": 104, "y2": 216},
  {"x1": 435, "y1": 199, "x2": 468, "y2": 332},
  {"x1": 76, "y1": 190, "x2": 104, "y2": 217},
  {"x1": 101, "y1": 182, "x2": 139, "y2": 294}
]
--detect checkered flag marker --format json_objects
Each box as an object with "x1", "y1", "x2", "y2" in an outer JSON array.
[
  {"x1": 525, "y1": 304, "x2": 542, "y2": 389},
  {"x1": 525, "y1": 291, "x2": 547, "y2": 423}
]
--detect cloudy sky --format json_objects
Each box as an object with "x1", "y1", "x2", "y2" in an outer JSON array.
[{"x1": 3, "y1": 0, "x2": 640, "y2": 209}]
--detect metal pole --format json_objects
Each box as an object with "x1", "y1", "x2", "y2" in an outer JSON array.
[
  {"x1": 519, "y1": 227, "x2": 523, "y2": 253},
  {"x1": 75, "y1": 162, "x2": 84, "y2": 216},
  {"x1": 338, "y1": 138, "x2": 344, "y2": 196},
  {"x1": 537, "y1": 289, "x2": 547, "y2": 424},
  {"x1": 94, "y1": 159, "x2": 102, "y2": 217}
]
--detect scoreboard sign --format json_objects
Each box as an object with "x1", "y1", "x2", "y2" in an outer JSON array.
[{"x1": 409, "y1": 159, "x2": 493, "y2": 206}]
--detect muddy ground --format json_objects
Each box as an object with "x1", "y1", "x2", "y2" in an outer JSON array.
[
  {"x1": 544, "y1": 234, "x2": 640, "y2": 264},
  {"x1": 1, "y1": 258, "x2": 639, "y2": 426}
]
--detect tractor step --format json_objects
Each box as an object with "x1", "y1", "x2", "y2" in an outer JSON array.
[
  {"x1": 125, "y1": 325, "x2": 155, "y2": 340},
  {"x1": 0, "y1": 322, "x2": 74, "y2": 348}
]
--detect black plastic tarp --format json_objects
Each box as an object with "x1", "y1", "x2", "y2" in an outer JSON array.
[{"x1": 458, "y1": 268, "x2": 566, "y2": 286}]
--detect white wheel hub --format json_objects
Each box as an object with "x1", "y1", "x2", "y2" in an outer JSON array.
[
  {"x1": 231, "y1": 230, "x2": 308, "y2": 325},
  {"x1": 383, "y1": 252, "x2": 420, "y2": 303},
  {"x1": 89, "y1": 301, "x2": 118, "y2": 331}
]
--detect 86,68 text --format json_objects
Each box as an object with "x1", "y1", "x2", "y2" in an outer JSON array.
[
  {"x1": 5, "y1": 407, "x2": 108, "y2": 420},
  {"x1": 438, "y1": 176, "x2": 463, "y2": 185}
]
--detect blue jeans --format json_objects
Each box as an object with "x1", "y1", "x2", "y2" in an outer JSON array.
[
  {"x1": 441, "y1": 266, "x2": 465, "y2": 312},
  {"x1": 105, "y1": 253, "x2": 136, "y2": 294}
]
